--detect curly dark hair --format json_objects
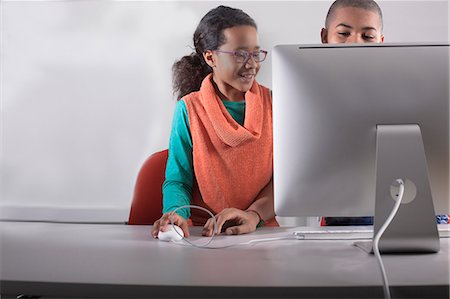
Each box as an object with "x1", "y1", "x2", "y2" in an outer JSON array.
[{"x1": 172, "y1": 6, "x2": 257, "y2": 100}]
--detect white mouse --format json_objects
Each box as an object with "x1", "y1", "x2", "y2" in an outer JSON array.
[{"x1": 157, "y1": 224, "x2": 184, "y2": 242}]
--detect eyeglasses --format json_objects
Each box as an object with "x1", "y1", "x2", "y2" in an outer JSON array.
[{"x1": 213, "y1": 49, "x2": 268, "y2": 63}]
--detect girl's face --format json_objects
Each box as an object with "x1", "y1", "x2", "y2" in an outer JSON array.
[{"x1": 203, "y1": 25, "x2": 262, "y2": 102}]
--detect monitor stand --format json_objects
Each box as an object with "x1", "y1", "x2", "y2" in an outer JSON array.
[{"x1": 355, "y1": 124, "x2": 440, "y2": 254}]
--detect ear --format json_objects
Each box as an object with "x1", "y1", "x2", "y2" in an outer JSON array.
[
  {"x1": 203, "y1": 50, "x2": 216, "y2": 68},
  {"x1": 321, "y1": 28, "x2": 328, "y2": 44}
]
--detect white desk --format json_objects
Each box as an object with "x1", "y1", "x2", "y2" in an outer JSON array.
[{"x1": 1, "y1": 221, "x2": 449, "y2": 298}]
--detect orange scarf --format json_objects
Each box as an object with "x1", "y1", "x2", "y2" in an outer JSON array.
[{"x1": 184, "y1": 74, "x2": 277, "y2": 226}]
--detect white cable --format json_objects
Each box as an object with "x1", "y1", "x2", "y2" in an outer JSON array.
[
  {"x1": 173, "y1": 235, "x2": 302, "y2": 249},
  {"x1": 169, "y1": 205, "x2": 218, "y2": 248},
  {"x1": 168, "y1": 205, "x2": 301, "y2": 249},
  {"x1": 373, "y1": 179, "x2": 405, "y2": 299}
]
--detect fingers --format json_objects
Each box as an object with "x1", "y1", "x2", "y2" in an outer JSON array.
[
  {"x1": 159, "y1": 212, "x2": 181, "y2": 231},
  {"x1": 158, "y1": 214, "x2": 171, "y2": 232},
  {"x1": 152, "y1": 213, "x2": 190, "y2": 238},
  {"x1": 202, "y1": 218, "x2": 214, "y2": 237},
  {"x1": 217, "y1": 209, "x2": 257, "y2": 235},
  {"x1": 202, "y1": 210, "x2": 229, "y2": 236},
  {"x1": 202, "y1": 208, "x2": 241, "y2": 237},
  {"x1": 224, "y1": 223, "x2": 253, "y2": 235},
  {"x1": 151, "y1": 219, "x2": 161, "y2": 239},
  {"x1": 178, "y1": 219, "x2": 190, "y2": 238},
  {"x1": 216, "y1": 212, "x2": 233, "y2": 234}
]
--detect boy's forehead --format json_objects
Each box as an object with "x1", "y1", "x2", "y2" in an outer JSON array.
[{"x1": 329, "y1": 6, "x2": 382, "y2": 29}]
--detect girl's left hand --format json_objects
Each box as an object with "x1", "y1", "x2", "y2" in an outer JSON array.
[{"x1": 202, "y1": 208, "x2": 261, "y2": 237}]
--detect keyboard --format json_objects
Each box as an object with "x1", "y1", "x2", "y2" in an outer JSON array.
[
  {"x1": 293, "y1": 227, "x2": 373, "y2": 240},
  {"x1": 293, "y1": 224, "x2": 450, "y2": 240}
]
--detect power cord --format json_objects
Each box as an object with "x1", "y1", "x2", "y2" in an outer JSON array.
[{"x1": 373, "y1": 178, "x2": 405, "y2": 299}]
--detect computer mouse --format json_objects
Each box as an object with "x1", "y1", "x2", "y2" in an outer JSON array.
[{"x1": 157, "y1": 224, "x2": 184, "y2": 242}]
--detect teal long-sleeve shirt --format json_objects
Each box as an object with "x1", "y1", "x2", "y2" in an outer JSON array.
[{"x1": 162, "y1": 99, "x2": 246, "y2": 219}]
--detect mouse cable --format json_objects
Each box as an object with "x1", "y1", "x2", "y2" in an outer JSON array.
[
  {"x1": 168, "y1": 205, "x2": 302, "y2": 249},
  {"x1": 169, "y1": 205, "x2": 219, "y2": 248},
  {"x1": 373, "y1": 178, "x2": 405, "y2": 299}
]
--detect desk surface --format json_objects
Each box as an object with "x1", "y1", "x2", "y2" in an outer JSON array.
[{"x1": 1, "y1": 221, "x2": 449, "y2": 298}]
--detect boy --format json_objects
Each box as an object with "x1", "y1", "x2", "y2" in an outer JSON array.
[
  {"x1": 321, "y1": 0, "x2": 384, "y2": 44},
  {"x1": 320, "y1": 0, "x2": 448, "y2": 225}
]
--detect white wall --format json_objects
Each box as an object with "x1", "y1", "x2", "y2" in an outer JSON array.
[{"x1": 1, "y1": 0, "x2": 448, "y2": 222}]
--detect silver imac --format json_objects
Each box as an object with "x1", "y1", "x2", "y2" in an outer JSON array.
[{"x1": 272, "y1": 43, "x2": 449, "y2": 253}]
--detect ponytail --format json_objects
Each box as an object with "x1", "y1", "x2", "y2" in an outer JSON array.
[{"x1": 172, "y1": 52, "x2": 212, "y2": 100}]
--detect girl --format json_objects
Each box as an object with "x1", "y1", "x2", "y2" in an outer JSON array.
[{"x1": 151, "y1": 5, "x2": 278, "y2": 239}]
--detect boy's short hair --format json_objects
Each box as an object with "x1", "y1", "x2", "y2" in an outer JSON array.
[{"x1": 325, "y1": 0, "x2": 383, "y2": 30}]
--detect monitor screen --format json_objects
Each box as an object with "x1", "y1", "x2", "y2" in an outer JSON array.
[{"x1": 272, "y1": 43, "x2": 449, "y2": 219}]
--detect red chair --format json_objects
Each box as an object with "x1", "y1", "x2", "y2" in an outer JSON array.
[
  {"x1": 128, "y1": 150, "x2": 169, "y2": 225},
  {"x1": 128, "y1": 149, "x2": 204, "y2": 225}
]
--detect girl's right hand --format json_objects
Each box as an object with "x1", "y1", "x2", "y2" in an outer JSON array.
[{"x1": 151, "y1": 212, "x2": 190, "y2": 239}]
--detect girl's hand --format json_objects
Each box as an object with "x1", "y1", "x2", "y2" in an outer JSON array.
[
  {"x1": 202, "y1": 208, "x2": 261, "y2": 237},
  {"x1": 151, "y1": 212, "x2": 190, "y2": 239}
]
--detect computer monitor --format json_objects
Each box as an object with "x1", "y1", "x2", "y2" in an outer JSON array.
[{"x1": 272, "y1": 43, "x2": 449, "y2": 253}]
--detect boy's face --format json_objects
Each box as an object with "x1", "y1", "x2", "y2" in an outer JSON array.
[{"x1": 321, "y1": 7, "x2": 384, "y2": 44}]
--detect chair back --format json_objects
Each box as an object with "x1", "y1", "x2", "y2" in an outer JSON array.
[{"x1": 128, "y1": 150, "x2": 169, "y2": 225}]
